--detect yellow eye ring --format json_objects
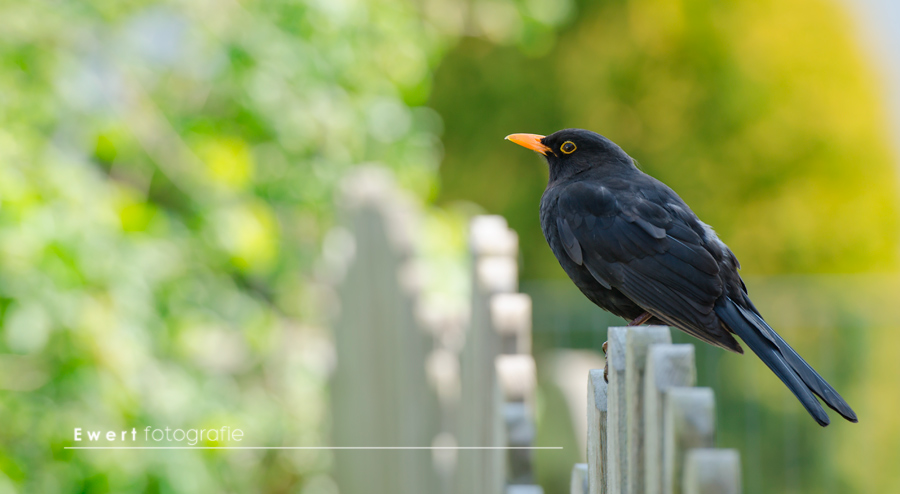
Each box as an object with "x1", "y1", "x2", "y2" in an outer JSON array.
[{"x1": 561, "y1": 141, "x2": 576, "y2": 154}]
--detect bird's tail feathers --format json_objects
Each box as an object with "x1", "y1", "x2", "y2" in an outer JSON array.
[
  {"x1": 736, "y1": 302, "x2": 857, "y2": 422},
  {"x1": 716, "y1": 297, "x2": 857, "y2": 426}
]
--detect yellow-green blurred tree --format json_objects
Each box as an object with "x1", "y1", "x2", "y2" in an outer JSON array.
[{"x1": 432, "y1": 0, "x2": 900, "y2": 280}]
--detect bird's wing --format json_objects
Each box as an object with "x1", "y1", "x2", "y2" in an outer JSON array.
[{"x1": 555, "y1": 180, "x2": 742, "y2": 352}]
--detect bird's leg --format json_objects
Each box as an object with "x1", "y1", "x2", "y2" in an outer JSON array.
[
  {"x1": 602, "y1": 340, "x2": 609, "y2": 382},
  {"x1": 628, "y1": 312, "x2": 652, "y2": 326},
  {"x1": 604, "y1": 313, "x2": 651, "y2": 381},
  {"x1": 603, "y1": 313, "x2": 651, "y2": 382}
]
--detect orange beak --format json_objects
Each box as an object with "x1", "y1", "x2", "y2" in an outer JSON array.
[{"x1": 505, "y1": 133, "x2": 551, "y2": 155}]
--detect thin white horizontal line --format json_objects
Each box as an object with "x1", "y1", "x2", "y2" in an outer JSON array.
[{"x1": 65, "y1": 446, "x2": 563, "y2": 450}]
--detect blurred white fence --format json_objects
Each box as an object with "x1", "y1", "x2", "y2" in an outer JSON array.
[
  {"x1": 456, "y1": 215, "x2": 541, "y2": 494},
  {"x1": 572, "y1": 326, "x2": 742, "y2": 494},
  {"x1": 330, "y1": 169, "x2": 441, "y2": 494},
  {"x1": 330, "y1": 168, "x2": 542, "y2": 494},
  {"x1": 329, "y1": 168, "x2": 742, "y2": 494}
]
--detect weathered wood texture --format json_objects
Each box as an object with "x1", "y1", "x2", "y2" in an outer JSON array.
[
  {"x1": 581, "y1": 326, "x2": 741, "y2": 494},
  {"x1": 587, "y1": 370, "x2": 608, "y2": 494},
  {"x1": 625, "y1": 326, "x2": 672, "y2": 494},
  {"x1": 644, "y1": 344, "x2": 696, "y2": 494},
  {"x1": 664, "y1": 388, "x2": 715, "y2": 494},
  {"x1": 605, "y1": 327, "x2": 628, "y2": 494}
]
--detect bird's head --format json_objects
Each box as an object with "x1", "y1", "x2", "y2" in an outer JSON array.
[{"x1": 505, "y1": 128, "x2": 634, "y2": 182}]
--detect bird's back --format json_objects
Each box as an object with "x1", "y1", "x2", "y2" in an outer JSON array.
[{"x1": 539, "y1": 170, "x2": 661, "y2": 322}]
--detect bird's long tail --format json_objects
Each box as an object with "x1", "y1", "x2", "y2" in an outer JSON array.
[{"x1": 715, "y1": 296, "x2": 857, "y2": 426}]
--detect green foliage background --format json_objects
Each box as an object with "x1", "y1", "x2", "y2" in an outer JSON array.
[
  {"x1": 0, "y1": 0, "x2": 898, "y2": 492},
  {"x1": 0, "y1": 0, "x2": 452, "y2": 491}
]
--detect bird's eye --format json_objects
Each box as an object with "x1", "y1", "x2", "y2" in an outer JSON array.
[{"x1": 561, "y1": 141, "x2": 577, "y2": 154}]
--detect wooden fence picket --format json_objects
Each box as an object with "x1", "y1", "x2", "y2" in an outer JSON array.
[{"x1": 576, "y1": 326, "x2": 742, "y2": 494}]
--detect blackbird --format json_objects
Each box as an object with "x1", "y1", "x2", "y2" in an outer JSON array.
[{"x1": 507, "y1": 128, "x2": 856, "y2": 426}]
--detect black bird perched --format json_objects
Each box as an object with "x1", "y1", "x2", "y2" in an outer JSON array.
[{"x1": 506, "y1": 128, "x2": 857, "y2": 426}]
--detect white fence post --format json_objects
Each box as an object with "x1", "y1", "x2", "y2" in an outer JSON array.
[
  {"x1": 493, "y1": 294, "x2": 539, "y2": 488},
  {"x1": 492, "y1": 294, "x2": 533, "y2": 355},
  {"x1": 457, "y1": 216, "x2": 518, "y2": 494},
  {"x1": 644, "y1": 345, "x2": 696, "y2": 494},
  {"x1": 587, "y1": 369, "x2": 608, "y2": 494},
  {"x1": 664, "y1": 388, "x2": 715, "y2": 494},
  {"x1": 625, "y1": 326, "x2": 672, "y2": 494},
  {"x1": 606, "y1": 327, "x2": 629, "y2": 494},
  {"x1": 572, "y1": 463, "x2": 589, "y2": 494},
  {"x1": 582, "y1": 326, "x2": 742, "y2": 494},
  {"x1": 496, "y1": 354, "x2": 537, "y2": 485},
  {"x1": 332, "y1": 168, "x2": 440, "y2": 494},
  {"x1": 683, "y1": 449, "x2": 741, "y2": 494},
  {"x1": 458, "y1": 215, "x2": 543, "y2": 494}
]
